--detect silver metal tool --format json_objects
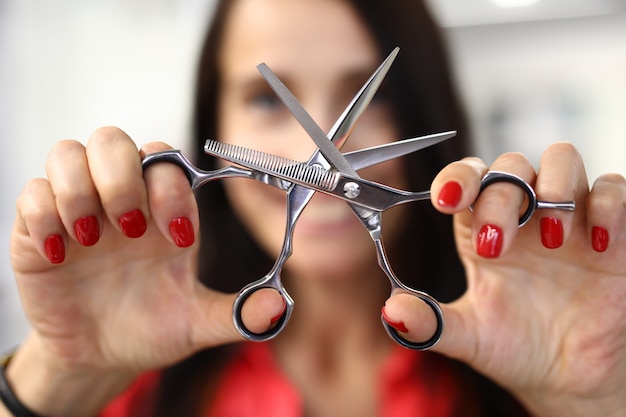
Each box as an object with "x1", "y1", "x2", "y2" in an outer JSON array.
[{"x1": 144, "y1": 48, "x2": 575, "y2": 350}]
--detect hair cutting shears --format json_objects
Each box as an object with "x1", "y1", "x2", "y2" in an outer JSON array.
[{"x1": 143, "y1": 48, "x2": 575, "y2": 350}]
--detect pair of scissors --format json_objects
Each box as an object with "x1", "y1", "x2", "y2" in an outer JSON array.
[{"x1": 144, "y1": 48, "x2": 575, "y2": 350}]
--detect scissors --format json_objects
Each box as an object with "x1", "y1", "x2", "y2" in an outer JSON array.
[{"x1": 143, "y1": 48, "x2": 576, "y2": 350}]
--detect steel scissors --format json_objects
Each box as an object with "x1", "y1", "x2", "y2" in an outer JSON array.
[{"x1": 144, "y1": 48, "x2": 575, "y2": 350}]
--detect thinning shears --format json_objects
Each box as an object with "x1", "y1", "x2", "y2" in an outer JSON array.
[{"x1": 143, "y1": 48, "x2": 575, "y2": 350}]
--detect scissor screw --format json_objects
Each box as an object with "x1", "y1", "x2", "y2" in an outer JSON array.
[{"x1": 343, "y1": 182, "x2": 361, "y2": 199}]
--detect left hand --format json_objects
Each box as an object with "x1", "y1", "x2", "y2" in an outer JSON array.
[{"x1": 384, "y1": 142, "x2": 626, "y2": 417}]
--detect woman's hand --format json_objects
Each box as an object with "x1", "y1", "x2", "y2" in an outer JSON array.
[
  {"x1": 7, "y1": 127, "x2": 281, "y2": 416},
  {"x1": 385, "y1": 142, "x2": 626, "y2": 416}
]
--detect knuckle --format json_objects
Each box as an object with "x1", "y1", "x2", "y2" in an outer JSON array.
[
  {"x1": 17, "y1": 179, "x2": 53, "y2": 218},
  {"x1": 87, "y1": 126, "x2": 130, "y2": 148},
  {"x1": 492, "y1": 152, "x2": 532, "y2": 172},
  {"x1": 48, "y1": 139, "x2": 85, "y2": 160},
  {"x1": 594, "y1": 173, "x2": 626, "y2": 187},
  {"x1": 542, "y1": 142, "x2": 583, "y2": 168}
]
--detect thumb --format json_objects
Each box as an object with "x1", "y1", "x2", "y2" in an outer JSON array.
[
  {"x1": 383, "y1": 293, "x2": 477, "y2": 362},
  {"x1": 191, "y1": 286, "x2": 286, "y2": 349}
]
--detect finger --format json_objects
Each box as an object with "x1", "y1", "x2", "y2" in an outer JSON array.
[
  {"x1": 431, "y1": 157, "x2": 488, "y2": 213},
  {"x1": 534, "y1": 142, "x2": 587, "y2": 249},
  {"x1": 240, "y1": 288, "x2": 287, "y2": 334},
  {"x1": 46, "y1": 140, "x2": 102, "y2": 247},
  {"x1": 140, "y1": 142, "x2": 198, "y2": 248},
  {"x1": 382, "y1": 293, "x2": 439, "y2": 344},
  {"x1": 86, "y1": 127, "x2": 148, "y2": 239},
  {"x1": 586, "y1": 173, "x2": 626, "y2": 253},
  {"x1": 15, "y1": 178, "x2": 68, "y2": 265},
  {"x1": 191, "y1": 287, "x2": 286, "y2": 347},
  {"x1": 472, "y1": 152, "x2": 537, "y2": 258}
]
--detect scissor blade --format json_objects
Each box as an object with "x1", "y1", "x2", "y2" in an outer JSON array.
[
  {"x1": 325, "y1": 47, "x2": 399, "y2": 151},
  {"x1": 343, "y1": 130, "x2": 456, "y2": 171},
  {"x1": 203, "y1": 139, "x2": 430, "y2": 212},
  {"x1": 257, "y1": 63, "x2": 358, "y2": 176}
]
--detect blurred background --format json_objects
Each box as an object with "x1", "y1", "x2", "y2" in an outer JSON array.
[{"x1": 1, "y1": 0, "x2": 625, "y2": 351}]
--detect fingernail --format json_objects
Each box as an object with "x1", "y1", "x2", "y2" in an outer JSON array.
[
  {"x1": 118, "y1": 209, "x2": 147, "y2": 238},
  {"x1": 591, "y1": 226, "x2": 609, "y2": 252},
  {"x1": 437, "y1": 181, "x2": 462, "y2": 208},
  {"x1": 169, "y1": 216, "x2": 194, "y2": 248},
  {"x1": 381, "y1": 307, "x2": 409, "y2": 333},
  {"x1": 476, "y1": 224, "x2": 503, "y2": 258},
  {"x1": 74, "y1": 215, "x2": 99, "y2": 246},
  {"x1": 45, "y1": 234, "x2": 65, "y2": 264},
  {"x1": 270, "y1": 298, "x2": 287, "y2": 325},
  {"x1": 540, "y1": 217, "x2": 563, "y2": 249}
]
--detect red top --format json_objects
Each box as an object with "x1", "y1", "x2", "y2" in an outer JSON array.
[{"x1": 100, "y1": 342, "x2": 460, "y2": 417}]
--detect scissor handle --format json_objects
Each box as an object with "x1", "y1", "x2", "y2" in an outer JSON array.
[
  {"x1": 232, "y1": 277, "x2": 294, "y2": 342},
  {"x1": 381, "y1": 289, "x2": 444, "y2": 351},
  {"x1": 141, "y1": 150, "x2": 205, "y2": 190},
  {"x1": 478, "y1": 171, "x2": 575, "y2": 227}
]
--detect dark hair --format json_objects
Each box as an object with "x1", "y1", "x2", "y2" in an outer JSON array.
[{"x1": 154, "y1": 1, "x2": 528, "y2": 416}]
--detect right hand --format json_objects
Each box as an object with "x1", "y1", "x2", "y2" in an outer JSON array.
[{"x1": 10, "y1": 127, "x2": 281, "y2": 377}]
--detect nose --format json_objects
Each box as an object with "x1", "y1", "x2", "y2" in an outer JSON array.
[{"x1": 275, "y1": 100, "x2": 341, "y2": 162}]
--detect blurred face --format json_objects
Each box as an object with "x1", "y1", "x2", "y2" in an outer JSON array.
[{"x1": 217, "y1": 0, "x2": 407, "y2": 278}]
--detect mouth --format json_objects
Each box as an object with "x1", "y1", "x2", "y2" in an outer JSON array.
[{"x1": 297, "y1": 194, "x2": 358, "y2": 233}]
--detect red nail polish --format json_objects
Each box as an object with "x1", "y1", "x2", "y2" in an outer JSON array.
[
  {"x1": 477, "y1": 224, "x2": 503, "y2": 258},
  {"x1": 381, "y1": 307, "x2": 409, "y2": 333},
  {"x1": 74, "y1": 216, "x2": 99, "y2": 246},
  {"x1": 118, "y1": 209, "x2": 147, "y2": 238},
  {"x1": 169, "y1": 217, "x2": 194, "y2": 248},
  {"x1": 540, "y1": 217, "x2": 563, "y2": 249},
  {"x1": 592, "y1": 226, "x2": 609, "y2": 252},
  {"x1": 270, "y1": 298, "x2": 287, "y2": 325},
  {"x1": 45, "y1": 234, "x2": 65, "y2": 264},
  {"x1": 437, "y1": 181, "x2": 462, "y2": 208}
]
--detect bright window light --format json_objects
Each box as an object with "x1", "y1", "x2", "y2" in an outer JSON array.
[{"x1": 491, "y1": 0, "x2": 541, "y2": 7}]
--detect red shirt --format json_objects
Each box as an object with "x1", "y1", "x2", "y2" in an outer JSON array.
[{"x1": 100, "y1": 342, "x2": 460, "y2": 417}]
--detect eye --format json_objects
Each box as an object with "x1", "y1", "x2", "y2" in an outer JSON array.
[{"x1": 248, "y1": 90, "x2": 284, "y2": 111}]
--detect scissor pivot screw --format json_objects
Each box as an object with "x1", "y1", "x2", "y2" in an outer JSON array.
[{"x1": 343, "y1": 182, "x2": 361, "y2": 199}]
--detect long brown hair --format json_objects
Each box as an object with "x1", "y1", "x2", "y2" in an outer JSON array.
[{"x1": 154, "y1": 1, "x2": 528, "y2": 416}]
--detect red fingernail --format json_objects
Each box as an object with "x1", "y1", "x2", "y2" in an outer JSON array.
[
  {"x1": 169, "y1": 217, "x2": 194, "y2": 248},
  {"x1": 381, "y1": 307, "x2": 409, "y2": 333},
  {"x1": 437, "y1": 181, "x2": 462, "y2": 208},
  {"x1": 74, "y1": 215, "x2": 99, "y2": 246},
  {"x1": 45, "y1": 234, "x2": 65, "y2": 264},
  {"x1": 592, "y1": 226, "x2": 609, "y2": 252},
  {"x1": 270, "y1": 299, "x2": 287, "y2": 325},
  {"x1": 540, "y1": 217, "x2": 563, "y2": 249},
  {"x1": 477, "y1": 224, "x2": 503, "y2": 258},
  {"x1": 118, "y1": 209, "x2": 147, "y2": 238}
]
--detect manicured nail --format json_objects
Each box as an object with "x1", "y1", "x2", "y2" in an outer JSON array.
[
  {"x1": 45, "y1": 234, "x2": 65, "y2": 264},
  {"x1": 74, "y1": 215, "x2": 99, "y2": 246},
  {"x1": 169, "y1": 217, "x2": 194, "y2": 248},
  {"x1": 270, "y1": 298, "x2": 287, "y2": 325},
  {"x1": 476, "y1": 224, "x2": 503, "y2": 258},
  {"x1": 118, "y1": 209, "x2": 147, "y2": 238},
  {"x1": 540, "y1": 217, "x2": 563, "y2": 249},
  {"x1": 381, "y1": 307, "x2": 409, "y2": 333},
  {"x1": 591, "y1": 226, "x2": 609, "y2": 252},
  {"x1": 437, "y1": 181, "x2": 462, "y2": 208}
]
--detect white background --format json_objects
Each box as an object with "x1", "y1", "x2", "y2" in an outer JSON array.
[{"x1": 1, "y1": 0, "x2": 625, "y2": 350}]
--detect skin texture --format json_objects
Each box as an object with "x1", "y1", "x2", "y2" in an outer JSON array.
[{"x1": 3, "y1": 0, "x2": 626, "y2": 416}]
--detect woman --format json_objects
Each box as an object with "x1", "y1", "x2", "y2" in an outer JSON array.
[{"x1": 3, "y1": 0, "x2": 625, "y2": 416}]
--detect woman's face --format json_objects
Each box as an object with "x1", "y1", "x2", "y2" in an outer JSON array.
[{"x1": 216, "y1": 0, "x2": 407, "y2": 278}]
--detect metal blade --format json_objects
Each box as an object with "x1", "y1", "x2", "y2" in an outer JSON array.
[
  {"x1": 325, "y1": 47, "x2": 399, "y2": 151},
  {"x1": 257, "y1": 63, "x2": 358, "y2": 176},
  {"x1": 343, "y1": 130, "x2": 456, "y2": 171}
]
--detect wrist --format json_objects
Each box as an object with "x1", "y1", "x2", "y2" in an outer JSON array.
[
  {"x1": 2, "y1": 335, "x2": 135, "y2": 417},
  {"x1": 518, "y1": 390, "x2": 626, "y2": 417}
]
